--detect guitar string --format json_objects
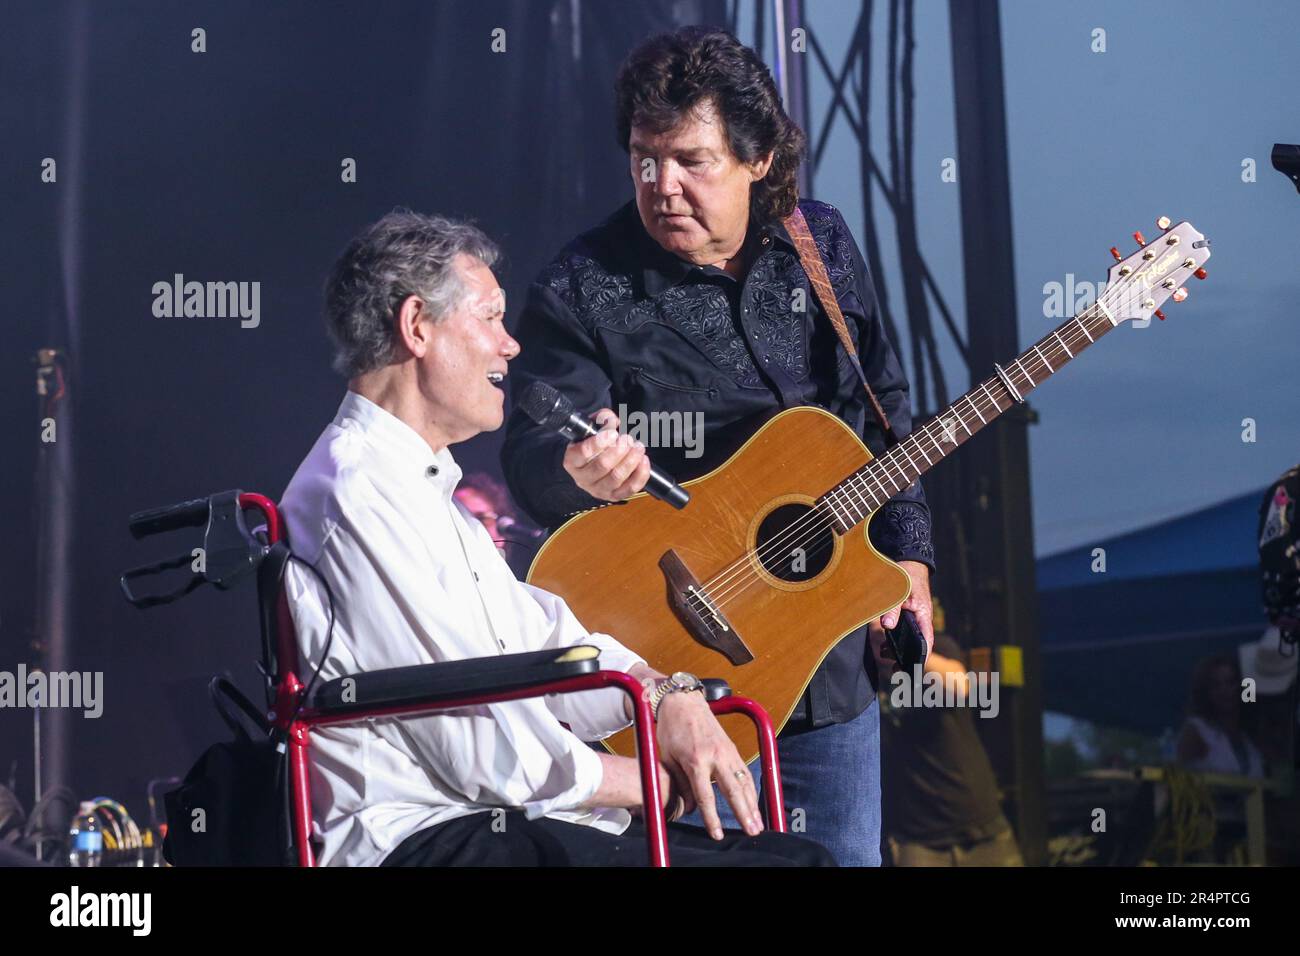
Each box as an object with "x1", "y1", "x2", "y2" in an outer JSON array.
[
  {"x1": 688, "y1": 247, "x2": 1181, "y2": 615},
  {"x1": 691, "y1": 297, "x2": 1114, "y2": 613},
  {"x1": 691, "y1": 257, "x2": 1174, "y2": 615},
  {"x1": 682, "y1": 291, "x2": 1131, "y2": 621},
  {"x1": 693, "y1": 244, "x2": 1197, "y2": 619},
  {"x1": 685, "y1": 303, "x2": 1105, "y2": 619}
]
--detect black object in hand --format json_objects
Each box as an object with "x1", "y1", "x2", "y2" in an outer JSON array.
[{"x1": 884, "y1": 609, "x2": 928, "y2": 674}]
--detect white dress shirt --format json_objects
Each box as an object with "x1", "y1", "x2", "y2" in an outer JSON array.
[{"x1": 279, "y1": 391, "x2": 645, "y2": 866}]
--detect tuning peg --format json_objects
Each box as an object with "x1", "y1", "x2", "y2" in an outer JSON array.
[
  {"x1": 1110, "y1": 246, "x2": 1123, "y2": 261},
  {"x1": 1172, "y1": 287, "x2": 1189, "y2": 303},
  {"x1": 1133, "y1": 230, "x2": 1147, "y2": 247},
  {"x1": 1156, "y1": 216, "x2": 1172, "y2": 230},
  {"x1": 1194, "y1": 267, "x2": 1208, "y2": 280},
  {"x1": 1154, "y1": 309, "x2": 1167, "y2": 321}
]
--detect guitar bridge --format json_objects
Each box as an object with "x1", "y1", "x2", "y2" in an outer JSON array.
[
  {"x1": 687, "y1": 584, "x2": 728, "y2": 631},
  {"x1": 659, "y1": 549, "x2": 754, "y2": 666}
]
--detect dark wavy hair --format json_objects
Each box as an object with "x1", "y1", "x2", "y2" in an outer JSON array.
[{"x1": 614, "y1": 26, "x2": 806, "y2": 226}]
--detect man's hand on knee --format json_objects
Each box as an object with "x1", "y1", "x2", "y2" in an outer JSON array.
[{"x1": 654, "y1": 693, "x2": 763, "y2": 840}]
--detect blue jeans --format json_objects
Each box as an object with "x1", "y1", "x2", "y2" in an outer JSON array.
[{"x1": 681, "y1": 699, "x2": 882, "y2": 866}]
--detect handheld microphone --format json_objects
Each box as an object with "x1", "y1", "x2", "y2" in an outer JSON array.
[{"x1": 519, "y1": 381, "x2": 690, "y2": 509}]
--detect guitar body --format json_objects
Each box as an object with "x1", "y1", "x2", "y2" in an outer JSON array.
[{"x1": 528, "y1": 406, "x2": 911, "y2": 763}]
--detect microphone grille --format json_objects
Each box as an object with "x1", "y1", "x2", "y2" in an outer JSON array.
[{"x1": 519, "y1": 381, "x2": 574, "y2": 430}]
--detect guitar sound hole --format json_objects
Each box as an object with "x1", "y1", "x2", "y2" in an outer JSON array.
[{"x1": 755, "y1": 503, "x2": 835, "y2": 583}]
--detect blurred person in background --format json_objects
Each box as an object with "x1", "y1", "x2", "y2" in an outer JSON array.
[
  {"x1": 454, "y1": 471, "x2": 513, "y2": 551},
  {"x1": 455, "y1": 472, "x2": 538, "y2": 578},
  {"x1": 1175, "y1": 655, "x2": 1266, "y2": 778},
  {"x1": 879, "y1": 599, "x2": 1022, "y2": 866}
]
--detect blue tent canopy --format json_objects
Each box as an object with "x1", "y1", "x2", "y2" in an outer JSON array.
[{"x1": 1036, "y1": 488, "x2": 1268, "y2": 735}]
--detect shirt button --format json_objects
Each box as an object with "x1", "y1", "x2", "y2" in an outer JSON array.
[
  {"x1": 761, "y1": 236, "x2": 771, "y2": 246},
  {"x1": 426, "y1": 465, "x2": 439, "y2": 477}
]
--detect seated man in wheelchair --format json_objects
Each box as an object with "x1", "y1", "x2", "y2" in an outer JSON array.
[{"x1": 280, "y1": 210, "x2": 832, "y2": 866}]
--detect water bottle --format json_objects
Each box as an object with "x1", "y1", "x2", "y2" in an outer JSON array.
[{"x1": 68, "y1": 802, "x2": 103, "y2": 867}]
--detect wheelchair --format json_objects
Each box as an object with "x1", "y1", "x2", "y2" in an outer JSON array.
[{"x1": 121, "y1": 490, "x2": 786, "y2": 866}]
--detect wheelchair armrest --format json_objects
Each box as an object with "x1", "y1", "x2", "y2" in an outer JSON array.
[
  {"x1": 306, "y1": 645, "x2": 601, "y2": 716},
  {"x1": 701, "y1": 678, "x2": 731, "y2": 702}
]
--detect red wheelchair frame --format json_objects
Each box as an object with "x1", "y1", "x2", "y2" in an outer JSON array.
[{"x1": 125, "y1": 490, "x2": 786, "y2": 866}]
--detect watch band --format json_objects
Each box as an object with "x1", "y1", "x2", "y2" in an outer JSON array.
[{"x1": 649, "y1": 672, "x2": 704, "y2": 720}]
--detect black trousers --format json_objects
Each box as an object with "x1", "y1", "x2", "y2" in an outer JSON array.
[{"x1": 381, "y1": 812, "x2": 836, "y2": 867}]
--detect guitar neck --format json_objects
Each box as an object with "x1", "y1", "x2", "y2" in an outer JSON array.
[{"x1": 820, "y1": 302, "x2": 1121, "y2": 530}]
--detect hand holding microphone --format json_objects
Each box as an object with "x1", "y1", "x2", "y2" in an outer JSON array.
[
  {"x1": 519, "y1": 382, "x2": 689, "y2": 509},
  {"x1": 564, "y1": 406, "x2": 653, "y2": 502}
]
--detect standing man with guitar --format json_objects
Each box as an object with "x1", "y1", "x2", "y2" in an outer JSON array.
[{"x1": 502, "y1": 27, "x2": 935, "y2": 866}]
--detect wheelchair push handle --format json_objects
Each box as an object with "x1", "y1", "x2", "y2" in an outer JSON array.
[
  {"x1": 122, "y1": 490, "x2": 268, "y2": 608},
  {"x1": 129, "y1": 496, "x2": 212, "y2": 539}
]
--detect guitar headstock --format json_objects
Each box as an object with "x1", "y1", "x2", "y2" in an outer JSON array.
[{"x1": 1103, "y1": 218, "x2": 1211, "y2": 322}]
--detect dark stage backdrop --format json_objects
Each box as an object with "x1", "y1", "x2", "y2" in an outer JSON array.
[{"x1": 1, "y1": 0, "x2": 724, "y2": 819}]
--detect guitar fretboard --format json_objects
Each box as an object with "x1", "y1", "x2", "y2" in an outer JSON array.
[{"x1": 819, "y1": 301, "x2": 1120, "y2": 531}]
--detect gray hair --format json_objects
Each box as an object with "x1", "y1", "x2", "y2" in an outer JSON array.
[{"x1": 324, "y1": 210, "x2": 501, "y2": 378}]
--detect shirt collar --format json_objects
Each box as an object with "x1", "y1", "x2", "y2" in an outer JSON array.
[
  {"x1": 334, "y1": 390, "x2": 463, "y2": 494},
  {"x1": 763, "y1": 215, "x2": 797, "y2": 251},
  {"x1": 630, "y1": 201, "x2": 797, "y2": 298}
]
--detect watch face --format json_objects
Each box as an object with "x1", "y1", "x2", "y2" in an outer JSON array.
[{"x1": 671, "y1": 671, "x2": 696, "y2": 689}]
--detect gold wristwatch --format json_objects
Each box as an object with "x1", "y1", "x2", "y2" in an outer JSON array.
[{"x1": 648, "y1": 671, "x2": 705, "y2": 720}]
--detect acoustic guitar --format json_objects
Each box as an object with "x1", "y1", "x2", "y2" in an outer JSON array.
[{"x1": 528, "y1": 220, "x2": 1212, "y2": 761}]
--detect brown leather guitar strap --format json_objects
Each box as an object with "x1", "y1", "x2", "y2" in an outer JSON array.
[{"x1": 783, "y1": 206, "x2": 898, "y2": 448}]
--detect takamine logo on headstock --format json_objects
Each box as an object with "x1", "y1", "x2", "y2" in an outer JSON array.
[{"x1": 1103, "y1": 217, "x2": 1211, "y2": 324}]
